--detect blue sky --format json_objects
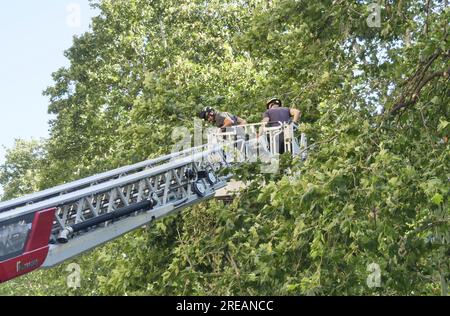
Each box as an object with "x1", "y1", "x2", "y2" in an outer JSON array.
[
  {"x1": 0, "y1": 1, "x2": 99, "y2": 195},
  {"x1": 0, "y1": 1, "x2": 98, "y2": 165}
]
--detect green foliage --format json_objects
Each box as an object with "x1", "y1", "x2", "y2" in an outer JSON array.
[
  {"x1": 0, "y1": 139, "x2": 46, "y2": 201},
  {"x1": 1, "y1": 0, "x2": 448, "y2": 295}
]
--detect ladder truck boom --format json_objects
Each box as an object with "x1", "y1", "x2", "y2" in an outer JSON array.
[
  {"x1": 0, "y1": 123, "x2": 307, "y2": 283},
  {"x1": 0, "y1": 144, "x2": 211, "y2": 214}
]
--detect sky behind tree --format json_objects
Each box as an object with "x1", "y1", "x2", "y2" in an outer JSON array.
[
  {"x1": 0, "y1": 1, "x2": 98, "y2": 194},
  {"x1": 0, "y1": 1, "x2": 98, "y2": 163}
]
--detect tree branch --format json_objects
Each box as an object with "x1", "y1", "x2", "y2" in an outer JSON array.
[
  {"x1": 390, "y1": 56, "x2": 450, "y2": 115},
  {"x1": 391, "y1": 66, "x2": 450, "y2": 114}
]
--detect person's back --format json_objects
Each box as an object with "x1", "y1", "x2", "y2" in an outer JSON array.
[
  {"x1": 260, "y1": 98, "x2": 301, "y2": 154},
  {"x1": 263, "y1": 107, "x2": 291, "y2": 126}
]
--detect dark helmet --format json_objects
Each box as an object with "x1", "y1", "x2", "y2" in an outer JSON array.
[
  {"x1": 198, "y1": 106, "x2": 215, "y2": 120},
  {"x1": 266, "y1": 98, "x2": 282, "y2": 109}
]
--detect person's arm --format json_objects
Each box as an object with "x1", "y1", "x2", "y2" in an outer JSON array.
[
  {"x1": 258, "y1": 117, "x2": 270, "y2": 137},
  {"x1": 290, "y1": 108, "x2": 301, "y2": 123},
  {"x1": 236, "y1": 117, "x2": 247, "y2": 126}
]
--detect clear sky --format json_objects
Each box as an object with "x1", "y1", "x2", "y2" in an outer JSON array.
[{"x1": 0, "y1": 1, "x2": 98, "y2": 193}]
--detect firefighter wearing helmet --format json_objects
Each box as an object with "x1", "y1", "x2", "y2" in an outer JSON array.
[
  {"x1": 198, "y1": 107, "x2": 247, "y2": 130},
  {"x1": 260, "y1": 97, "x2": 302, "y2": 154}
]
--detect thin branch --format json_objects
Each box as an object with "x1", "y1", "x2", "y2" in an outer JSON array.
[
  {"x1": 298, "y1": 135, "x2": 339, "y2": 155},
  {"x1": 390, "y1": 65, "x2": 450, "y2": 115},
  {"x1": 226, "y1": 251, "x2": 240, "y2": 278}
]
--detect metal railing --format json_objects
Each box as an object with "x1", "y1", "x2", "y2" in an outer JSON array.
[{"x1": 208, "y1": 122, "x2": 307, "y2": 162}]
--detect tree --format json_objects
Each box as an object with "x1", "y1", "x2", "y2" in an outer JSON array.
[
  {"x1": 2, "y1": 0, "x2": 448, "y2": 295},
  {"x1": 0, "y1": 139, "x2": 46, "y2": 201}
]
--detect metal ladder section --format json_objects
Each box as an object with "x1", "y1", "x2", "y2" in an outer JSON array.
[{"x1": 0, "y1": 122, "x2": 306, "y2": 283}]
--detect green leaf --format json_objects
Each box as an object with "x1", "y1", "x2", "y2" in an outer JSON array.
[
  {"x1": 438, "y1": 118, "x2": 449, "y2": 132},
  {"x1": 430, "y1": 96, "x2": 440, "y2": 105},
  {"x1": 431, "y1": 193, "x2": 443, "y2": 205}
]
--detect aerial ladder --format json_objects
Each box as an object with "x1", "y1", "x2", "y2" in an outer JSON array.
[{"x1": 0, "y1": 122, "x2": 307, "y2": 283}]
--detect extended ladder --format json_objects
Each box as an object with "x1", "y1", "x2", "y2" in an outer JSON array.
[{"x1": 0, "y1": 122, "x2": 307, "y2": 283}]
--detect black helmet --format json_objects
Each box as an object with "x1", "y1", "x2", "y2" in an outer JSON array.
[
  {"x1": 266, "y1": 98, "x2": 282, "y2": 109},
  {"x1": 198, "y1": 106, "x2": 215, "y2": 120}
]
